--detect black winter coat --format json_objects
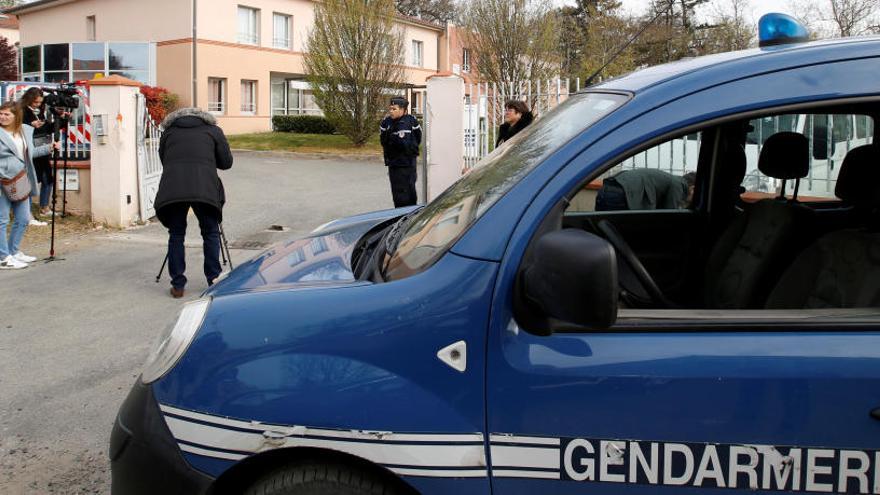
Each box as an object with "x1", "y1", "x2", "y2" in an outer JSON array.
[
  {"x1": 379, "y1": 114, "x2": 421, "y2": 168},
  {"x1": 155, "y1": 108, "x2": 233, "y2": 224},
  {"x1": 496, "y1": 111, "x2": 534, "y2": 146}
]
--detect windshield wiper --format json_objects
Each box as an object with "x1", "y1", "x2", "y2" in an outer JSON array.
[{"x1": 378, "y1": 211, "x2": 417, "y2": 279}]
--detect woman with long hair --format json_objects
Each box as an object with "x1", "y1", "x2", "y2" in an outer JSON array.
[
  {"x1": 20, "y1": 87, "x2": 55, "y2": 220},
  {"x1": 0, "y1": 101, "x2": 57, "y2": 269}
]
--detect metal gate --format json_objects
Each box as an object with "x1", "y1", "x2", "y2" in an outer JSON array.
[
  {"x1": 136, "y1": 93, "x2": 162, "y2": 221},
  {"x1": 405, "y1": 85, "x2": 429, "y2": 203},
  {"x1": 463, "y1": 77, "x2": 574, "y2": 172}
]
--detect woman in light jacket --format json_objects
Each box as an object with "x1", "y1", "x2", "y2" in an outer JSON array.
[{"x1": 0, "y1": 100, "x2": 57, "y2": 269}]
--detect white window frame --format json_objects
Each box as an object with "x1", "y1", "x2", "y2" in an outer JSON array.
[
  {"x1": 208, "y1": 77, "x2": 227, "y2": 115},
  {"x1": 237, "y1": 6, "x2": 260, "y2": 46},
  {"x1": 412, "y1": 40, "x2": 423, "y2": 68},
  {"x1": 462, "y1": 48, "x2": 471, "y2": 73},
  {"x1": 240, "y1": 79, "x2": 257, "y2": 115},
  {"x1": 273, "y1": 13, "x2": 292, "y2": 50}
]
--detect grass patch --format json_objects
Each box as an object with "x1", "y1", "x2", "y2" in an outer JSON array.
[{"x1": 228, "y1": 132, "x2": 382, "y2": 155}]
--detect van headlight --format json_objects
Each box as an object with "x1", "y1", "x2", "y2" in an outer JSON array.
[{"x1": 141, "y1": 298, "x2": 211, "y2": 384}]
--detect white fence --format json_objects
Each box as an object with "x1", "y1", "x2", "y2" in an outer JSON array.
[
  {"x1": 136, "y1": 93, "x2": 163, "y2": 220},
  {"x1": 463, "y1": 79, "x2": 873, "y2": 198},
  {"x1": 464, "y1": 77, "x2": 581, "y2": 171}
]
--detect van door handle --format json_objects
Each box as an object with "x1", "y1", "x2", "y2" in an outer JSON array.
[
  {"x1": 870, "y1": 408, "x2": 880, "y2": 420},
  {"x1": 437, "y1": 341, "x2": 467, "y2": 373}
]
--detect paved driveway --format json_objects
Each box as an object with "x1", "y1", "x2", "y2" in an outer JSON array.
[{"x1": 0, "y1": 152, "x2": 391, "y2": 494}]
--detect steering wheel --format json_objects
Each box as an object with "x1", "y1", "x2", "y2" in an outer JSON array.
[{"x1": 596, "y1": 219, "x2": 673, "y2": 308}]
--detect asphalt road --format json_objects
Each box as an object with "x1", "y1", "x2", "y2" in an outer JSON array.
[{"x1": 0, "y1": 151, "x2": 391, "y2": 494}]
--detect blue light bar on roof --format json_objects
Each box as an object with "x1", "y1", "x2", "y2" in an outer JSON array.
[{"x1": 759, "y1": 13, "x2": 810, "y2": 47}]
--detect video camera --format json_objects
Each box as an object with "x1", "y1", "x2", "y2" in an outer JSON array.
[{"x1": 41, "y1": 83, "x2": 80, "y2": 110}]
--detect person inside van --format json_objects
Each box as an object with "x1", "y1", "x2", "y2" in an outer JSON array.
[{"x1": 596, "y1": 169, "x2": 697, "y2": 211}]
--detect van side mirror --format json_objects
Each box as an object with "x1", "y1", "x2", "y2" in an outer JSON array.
[{"x1": 515, "y1": 229, "x2": 618, "y2": 335}]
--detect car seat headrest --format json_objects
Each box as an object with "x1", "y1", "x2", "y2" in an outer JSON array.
[
  {"x1": 836, "y1": 144, "x2": 880, "y2": 210},
  {"x1": 758, "y1": 132, "x2": 810, "y2": 180}
]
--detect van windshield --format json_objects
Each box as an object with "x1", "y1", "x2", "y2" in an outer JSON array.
[{"x1": 384, "y1": 92, "x2": 628, "y2": 280}]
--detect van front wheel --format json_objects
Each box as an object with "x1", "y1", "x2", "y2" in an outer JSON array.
[{"x1": 244, "y1": 462, "x2": 403, "y2": 495}]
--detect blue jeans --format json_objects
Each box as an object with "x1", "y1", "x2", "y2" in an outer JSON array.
[
  {"x1": 162, "y1": 202, "x2": 222, "y2": 289},
  {"x1": 0, "y1": 191, "x2": 30, "y2": 259},
  {"x1": 35, "y1": 158, "x2": 53, "y2": 209}
]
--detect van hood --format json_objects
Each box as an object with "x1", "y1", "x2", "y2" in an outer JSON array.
[{"x1": 206, "y1": 206, "x2": 419, "y2": 296}]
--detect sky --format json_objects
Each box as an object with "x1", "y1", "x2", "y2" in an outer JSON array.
[
  {"x1": 555, "y1": 0, "x2": 798, "y2": 24},
  {"x1": 615, "y1": 0, "x2": 795, "y2": 22}
]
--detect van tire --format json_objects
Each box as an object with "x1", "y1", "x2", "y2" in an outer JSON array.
[{"x1": 244, "y1": 462, "x2": 402, "y2": 495}]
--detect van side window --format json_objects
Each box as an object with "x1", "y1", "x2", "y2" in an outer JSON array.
[
  {"x1": 567, "y1": 133, "x2": 701, "y2": 212},
  {"x1": 742, "y1": 114, "x2": 874, "y2": 200}
]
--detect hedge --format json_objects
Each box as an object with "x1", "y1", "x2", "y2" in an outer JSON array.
[{"x1": 272, "y1": 115, "x2": 336, "y2": 134}]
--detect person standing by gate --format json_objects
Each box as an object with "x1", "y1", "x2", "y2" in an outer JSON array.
[
  {"x1": 154, "y1": 108, "x2": 233, "y2": 298},
  {"x1": 0, "y1": 101, "x2": 58, "y2": 269},
  {"x1": 20, "y1": 88, "x2": 55, "y2": 221},
  {"x1": 379, "y1": 97, "x2": 421, "y2": 207},
  {"x1": 496, "y1": 100, "x2": 534, "y2": 147}
]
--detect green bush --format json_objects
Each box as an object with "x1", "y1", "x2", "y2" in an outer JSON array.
[{"x1": 272, "y1": 115, "x2": 336, "y2": 134}]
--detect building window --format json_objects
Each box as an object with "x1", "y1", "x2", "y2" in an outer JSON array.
[
  {"x1": 412, "y1": 40, "x2": 423, "y2": 67},
  {"x1": 86, "y1": 15, "x2": 96, "y2": 41},
  {"x1": 108, "y1": 43, "x2": 150, "y2": 83},
  {"x1": 20, "y1": 42, "x2": 154, "y2": 84},
  {"x1": 73, "y1": 42, "x2": 104, "y2": 81},
  {"x1": 237, "y1": 6, "x2": 260, "y2": 45},
  {"x1": 462, "y1": 48, "x2": 471, "y2": 72},
  {"x1": 241, "y1": 80, "x2": 257, "y2": 114},
  {"x1": 21, "y1": 45, "x2": 40, "y2": 74},
  {"x1": 273, "y1": 13, "x2": 291, "y2": 49},
  {"x1": 208, "y1": 78, "x2": 226, "y2": 114}
]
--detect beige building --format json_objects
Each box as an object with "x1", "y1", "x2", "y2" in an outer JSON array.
[{"x1": 8, "y1": 0, "x2": 448, "y2": 134}]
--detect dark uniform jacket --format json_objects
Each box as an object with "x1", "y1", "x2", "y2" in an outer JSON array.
[
  {"x1": 379, "y1": 114, "x2": 421, "y2": 168},
  {"x1": 496, "y1": 111, "x2": 534, "y2": 146},
  {"x1": 155, "y1": 108, "x2": 233, "y2": 224},
  {"x1": 610, "y1": 169, "x2": 689, "y2": 210}
]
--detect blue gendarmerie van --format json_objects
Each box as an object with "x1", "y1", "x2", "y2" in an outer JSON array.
[{"x1": 111, "y1": 15, "x2": 880, "y2": 495}]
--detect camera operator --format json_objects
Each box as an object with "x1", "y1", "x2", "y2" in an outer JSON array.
[
  {"x1": 20, "y1": 88, "x2": 55, "y2": 221},
  {"x1": 154, "y1": 108, "x2": 233, "y2": 298}
]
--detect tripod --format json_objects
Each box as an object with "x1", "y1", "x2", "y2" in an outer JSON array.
[
  {"x1": 155, "y1": 223, "x2": 234, "y2": 283},
  {"x1": 44, "y1": 120, "x2": 68, "y2": 263}
]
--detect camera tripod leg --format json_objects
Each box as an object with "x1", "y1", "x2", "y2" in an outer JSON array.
[
  {"x1": 44, "y1": 148, "x2": 61, "y2": 262},
  {"x1": 219, "y1": 224, "x2": 234, "y2": 270},
  {"x1": 156, "y1": 254, "x2": 168, "y2": 283}
]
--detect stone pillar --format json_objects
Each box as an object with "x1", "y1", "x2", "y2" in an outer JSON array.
[
  {"x1": 88, "y1": 75, "x2": 142, "y2": 227},
  {"x1": 425, "y1": 74, "x2": 465, "y2": 201}
]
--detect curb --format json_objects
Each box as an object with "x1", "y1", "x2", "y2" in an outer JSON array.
[{"x1": 231, "y1": 148, "x2": 383, "y2": 162}]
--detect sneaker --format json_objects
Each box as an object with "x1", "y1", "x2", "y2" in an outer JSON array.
[
  {"x1": 29, "y1": 219, "x2": 48, "y2": 226},
  {"x1": 0, "y1": 255, "x2": 28, "y2": 270},
  {"x1": 13, "y1": 252, "x2": 37, "y2": 263}
]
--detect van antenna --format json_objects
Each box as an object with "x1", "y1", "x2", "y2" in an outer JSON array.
[{"x1": 584, "y1": 2, "x2": 676, "y2": 87}]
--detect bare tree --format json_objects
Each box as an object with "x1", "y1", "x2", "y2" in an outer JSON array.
[
  {"x1": 395, "y1": 0, "x2": 456, "y2": 24},
  {"x1": 790, "y1": 0, "x2": 880, "y2": 37},
  {"x1": 579, "y1": 0, "x2": 640, "y2": 81},
  {"x1": 304, "y1": 0, "x2": 405, "y2": 146},
  {"x1": 459, "y1": 0, "x2": 561, "y2": 89},
  {"x1": 827, "y1": 0, "x2": 880, "y2": 36},
  {"x1": 697, "y1": 0, "x2": 755, "y2": 53}
]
